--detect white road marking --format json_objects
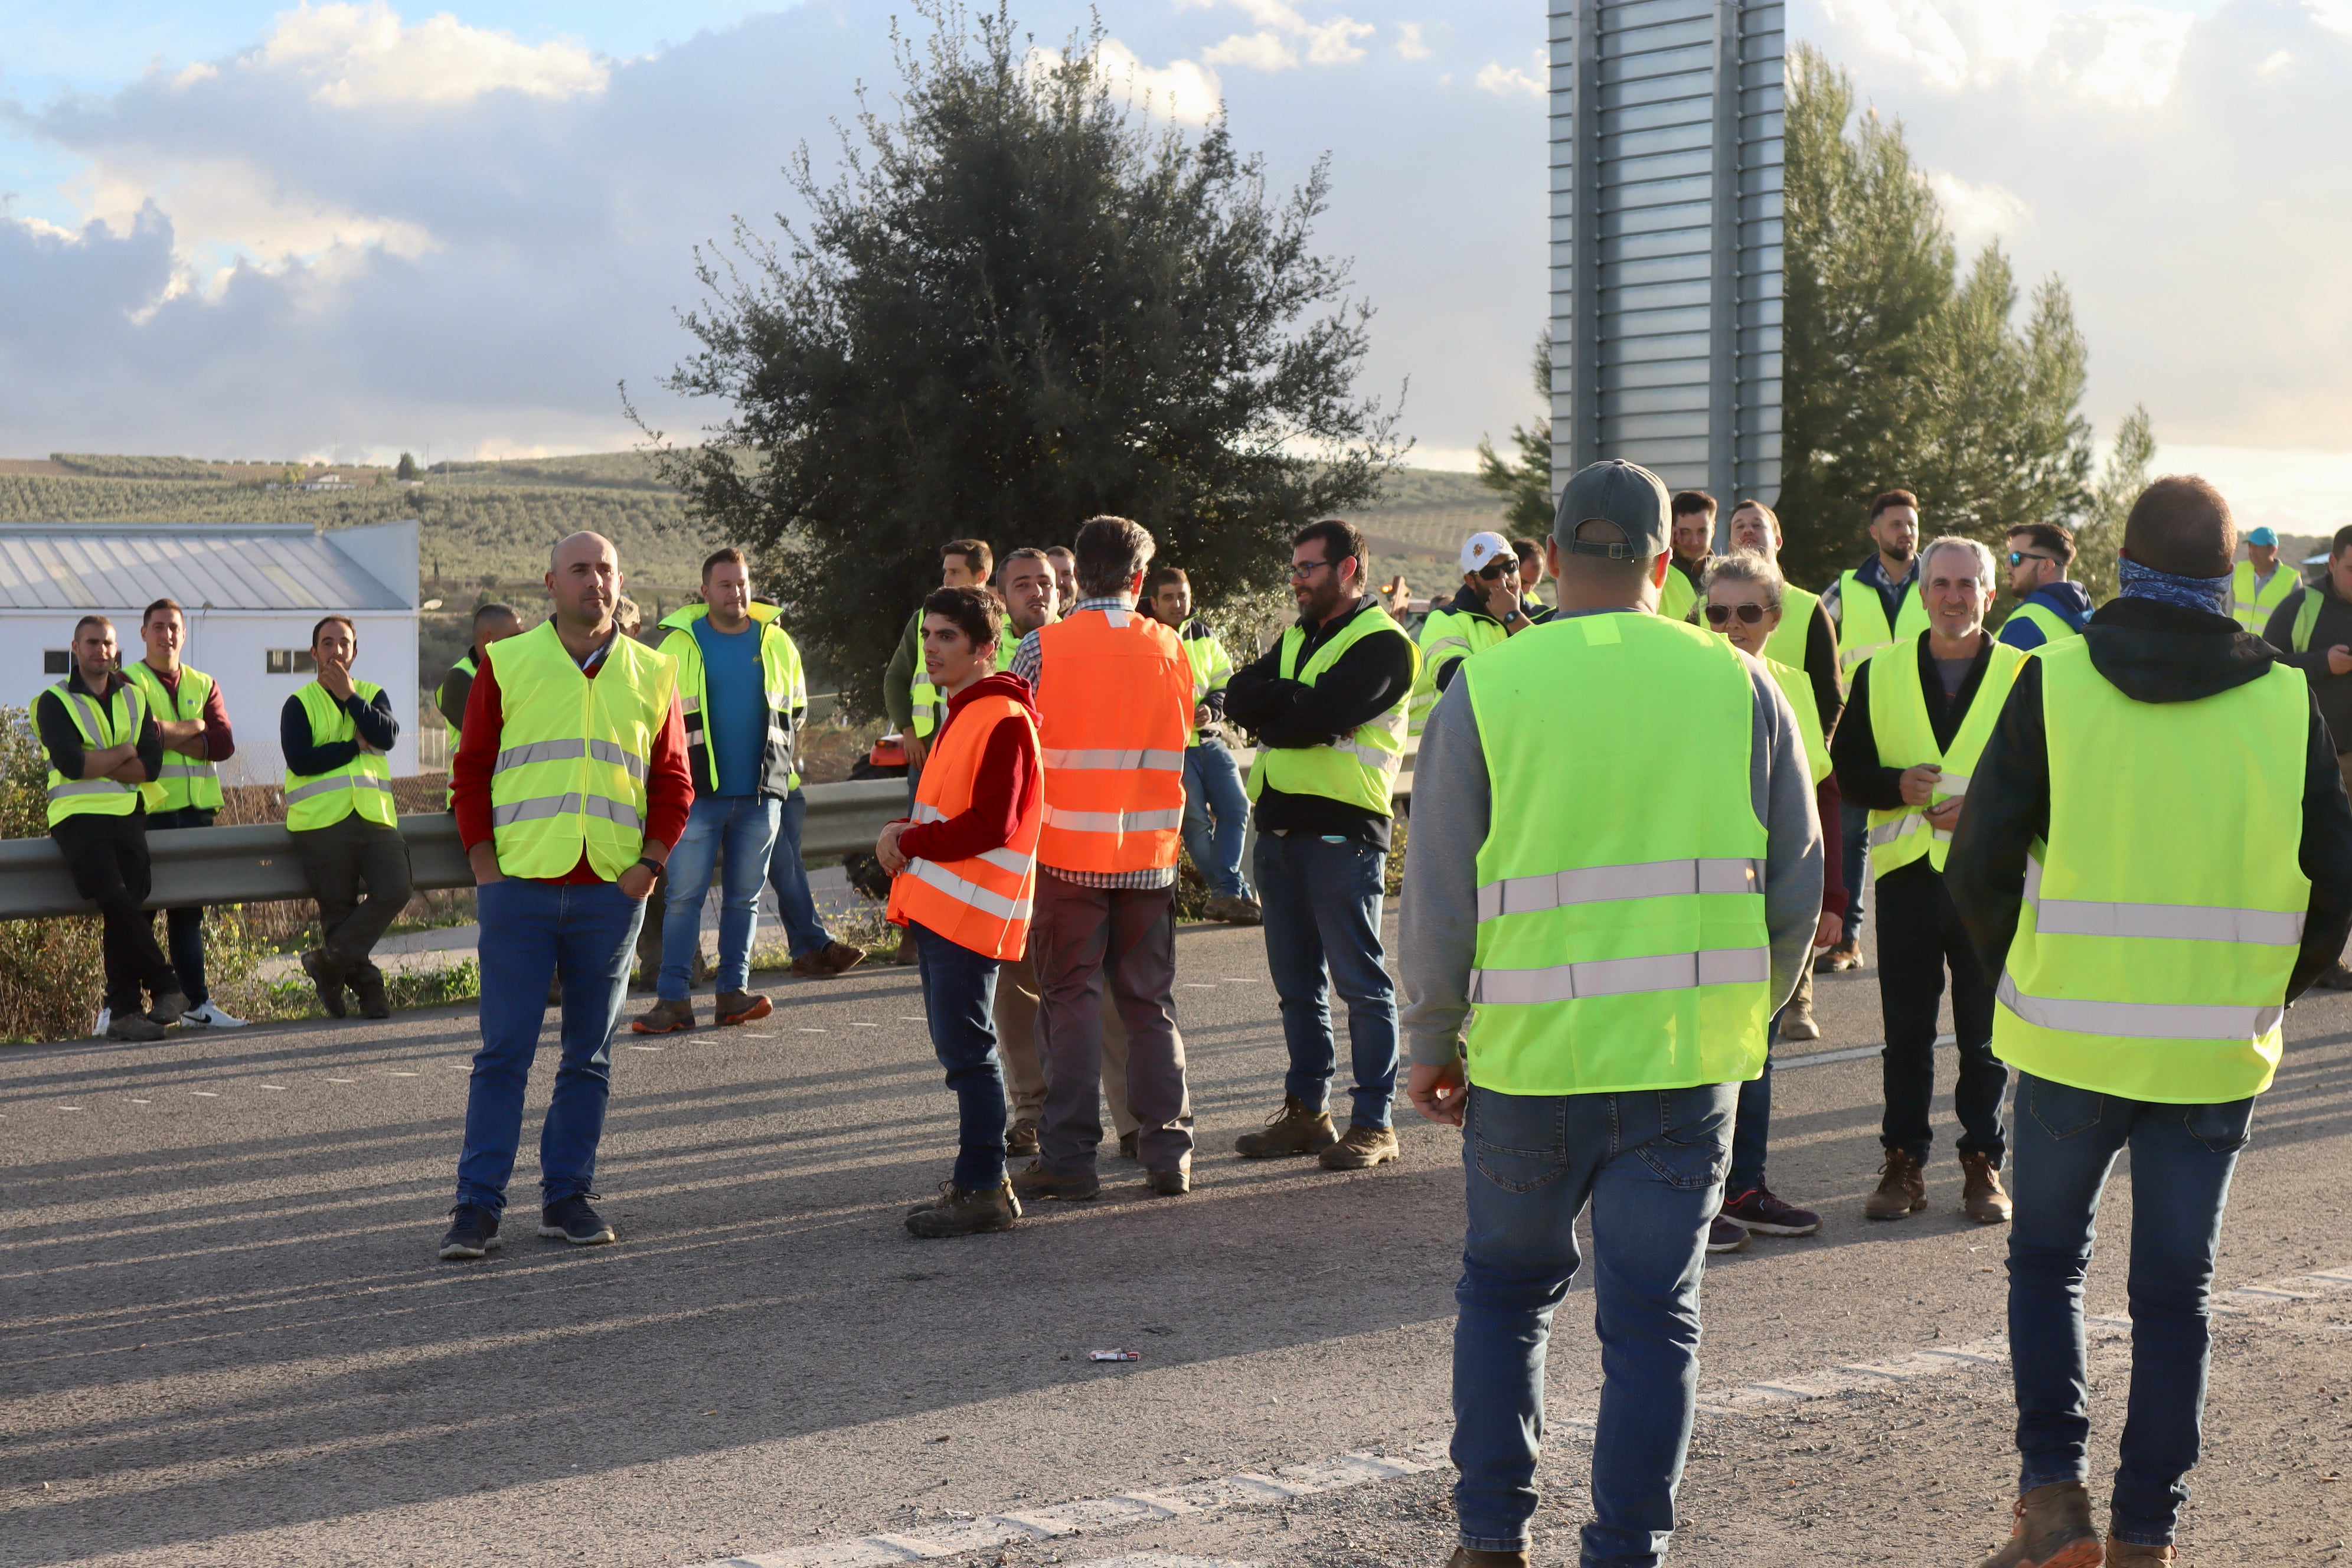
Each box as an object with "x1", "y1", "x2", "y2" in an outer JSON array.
[
  {"x1": 629, "y1": 1046, "x2": 664, "y2": 1053},
  {"x1": 128, "y1": 1099, "x2": 149, "y2": 1105},
  {"x1": 326, "y1": 1077, "x2": 357, "y2": 1084},
  {"x1": 388, "y1": 1072, "x2": 420, "y2": 1078},
  {"x1": 898, "y1": 1017, "x2": 927, "y2": 1022},
  {"x1": 58, "y1": 1106, "x2": 80, "y2": 1112},
  {"x1": 692, "y1": 1259, "x2": 2352, "y2": 1568},
  {"x1": 1221, "y1": 978, "x2": 1258, "y2": 983},
  {"x1": 257, "y1": 1085, "x2": 285, "y2": 1092},
  {"x1": 1181, "y1": 984, "x2": 1214, "y2": 989},
  {"x1": 1779, "y1": 1033, "x2": 1955, "y2": 1070},
  {"x1": 190, "y1": 1092, "x2": 219, "y2": 1098},
  {"x1": 852, "y1": 1023, "x2": 879, "y2": 1028},
  {"x1": 799, "y1": 1028, "x2": 827, "y2": 1034}
]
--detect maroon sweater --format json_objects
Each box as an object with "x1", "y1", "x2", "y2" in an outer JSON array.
[{"x1": 895, "y1": 672, "x2": 1041, "y2": 863}]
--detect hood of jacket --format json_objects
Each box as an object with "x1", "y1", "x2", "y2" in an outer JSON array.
[
  {"x1": 2023, "y1": 582, "x2": 2095, "y2": 623},
  {"x1": 944, "y1": 669, "x2": 1038, "y2": 723},
  {"x1": 2083, "y1": 595, "x2": 2277, "y2": 704}
]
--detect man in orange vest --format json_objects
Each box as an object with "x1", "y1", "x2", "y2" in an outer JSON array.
[
  {"x1": 881, "y1": 584, "x2": 1044, "y2": 1239},
  {"x1": 1008, "y1": 515, "x2": 1198, "y2": 1199}
]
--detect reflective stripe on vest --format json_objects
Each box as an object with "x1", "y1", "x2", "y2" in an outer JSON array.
[
  {"x1": 1861, "y1": 634, "x2": 2026, "y2": 877},
  {"x1": 1992, "y1": 637, "x2": 2309, "y2": 1103},
  {"x1": 1837, "y1": 570, "x2": 1929, "y2": 678},
  {"x1": 887, "y1": 692, "x2": 1043, "y2": 959},
  {"x1": 1407, "y1": 607, "x2": 1504, "y2": 736},
  {"x1": 1456, "y1": 612, "x2": 1770, "y2": 1095},
  {"x1": 486, "y1": 621, "x2": 677, "y2": 880},
  {"x1": 1246, "y1": 603, "x2": 1419, "y2": 816},
  {"x1": 1033, "y1": 609, "x2": 1193, "y2": 874},
  {"x1": 43, "y1": 680, "x2": 148, "y2": 825},
  {"x1": 284, "y1": 679, "x2": 397, "y2": 830},
  {"x1": 2232, "y1": 561, "x2": 2299, "y2": 634},
  {"x1": 122, "y1": 661, "x2": 223, "y2": 812}
]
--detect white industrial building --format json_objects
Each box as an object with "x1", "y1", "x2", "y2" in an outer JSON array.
[{"x1": 0, "y1": 520, "x2": 422, "y2": 784}]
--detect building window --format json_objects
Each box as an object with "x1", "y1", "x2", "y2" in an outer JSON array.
[
  {"x1": 44, "y1": 649, "x2": 68, "y2": 675},
  {"x1": 266, "y1": 649, "x2": 316, "y2": 675}
]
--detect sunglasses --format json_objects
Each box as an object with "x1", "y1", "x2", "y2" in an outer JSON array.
[
  {"x1": 2007, "y1": 551, "x2": 2053, "y2": 567},
  {"x1": 1704, "y1": 602, "x2": 1768, "y2": 626},
  {"x1": 1476, "y1": 558, "x2": 1516, "y2": 580}
]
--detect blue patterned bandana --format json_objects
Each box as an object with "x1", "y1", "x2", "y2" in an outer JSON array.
[{"x1": 2118, "y1": 556, "x2": 2232, "y2": 617}]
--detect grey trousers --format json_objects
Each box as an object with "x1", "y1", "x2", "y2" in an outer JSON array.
[
  {"x1": 997, "y1": 938, "x2": 1136, "y2": 1135},
  {"x1": 1032, "y1": 874, "x2": 1193, "y2": 1174},
  {"x1": 291, "y1": 814, "x2": 413, "y2": 975}
]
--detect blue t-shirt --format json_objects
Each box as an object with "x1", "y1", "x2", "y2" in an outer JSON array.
[{"x1": 691, "y1": 617, "x2": 767, "y2": 797}]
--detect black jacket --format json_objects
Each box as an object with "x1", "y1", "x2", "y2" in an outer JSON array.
[
  {"x1": 1225, "y1": 597, "x2": 1417, "y2": 848},
  {"x1": 1831, "y1": 631, "x2": 1999, "y2": 815},
  {"x1": 2262, "y1": 579, "x2": 2352, "y2": 754},
  {"x1": 282, "y1": 685, "x2": 401, "y2": 776},
  {"x1": 1948, "y1": 596, "x2": 2352, "y2": 1007},
  {"x1": 35, "y1": 667, "x2": 163, "y2": 796}
]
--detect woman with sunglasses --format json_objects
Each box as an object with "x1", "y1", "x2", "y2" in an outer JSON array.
[{"x1": 1698, "y1": 551, "x2": 1843, "y2": 1252}]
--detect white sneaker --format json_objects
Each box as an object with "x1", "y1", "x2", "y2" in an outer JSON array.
[{"x1": 178, "y1": 1000, "x2": 249, "y2": 1028}]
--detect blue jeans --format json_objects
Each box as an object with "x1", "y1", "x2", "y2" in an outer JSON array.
[
  {"x1": 455, "y1": 877, "x2": 647, "y2": 1212},
  {"x1": 1254, "y1": 831, "x2": 1397, "y2": 1129},
  {"x1": 1453, "y1": 1082, "x2": 1736, "y2": 1566},
  {"x1": 766, "y1": 788, "x2": 838, "y2": 958},
  {"x1": 2007, "y1": 1072, "x2": 2252, "y2": 1546},
  {"x1": 1726, "y1": 1010, "x2": 1781, "y2": 1197},
  {"x1": 1839, "y1": 800, "x2": 1870, "y2": 942},
  {"x1": 1181, "y1": 740, "x2": 1253, "y2": 900},
  {"x1": 659, "y1": 794, "x2": 782, "y2": 998},
  {"x1": 911, "y1": 922, "x2": 1008, "y2": 1191}
]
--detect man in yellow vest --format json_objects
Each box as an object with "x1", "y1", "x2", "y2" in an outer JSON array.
[
  {"x1": 1400, "y1": 459, "x2": 1822, "y2": 1568},
  {"x1": 884, "y1": 539, "x2": 992, "y2": 778},
  {"x1": 1146, "y1": 564, "x2": 1259, "y2": 922},
  {"x1": 1226, "y1": 517, "x2": 1420, "y2": 1172},
  {"x1": 1408, "y1": 530, "x2": 1531, "y2": 739},
  {"x1": 1818, "y1": 487, "x2": 1930, "y2": 971},
  {"x1": 2229, "y1": 525, "x2": 2298, "y2": 632},
  {"x1": 435, "y1": 602, "x2": 522, "y2": 788},
  {"x1": 1664, "y1": 488, "x2": 1715, "y2": 622},
  {"x1": 1832, "y1": 535, "x2": 2023, "y2": 1226},
  {"x1": 1007, "y1": 516, "x2": 1197, "y2": 1200},
  {"x1": 1996, "y1": 522, "x2": 2094, "y2": 652},
  {"x1": 2262, "y1": 521, "x2": 2352, "y2": 986},
  {"x1": 35, "y1": 613, "x2": 187, "y2": 1041},
  {"x1": 125, "y1": 596, "x2": 245, "y2": 1029},
  {"x1": 281, "y1": 614, "x2": 410, "y2": 1021},
  {"x1": 439, "y1": 531, "x2": 691, "y2": 1261},
  {"x1": 1948, "y1": 476, "x2": 2352, "y2": 1567}
]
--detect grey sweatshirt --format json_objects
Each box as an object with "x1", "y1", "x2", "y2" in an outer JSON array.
[{"x1": 1398, "y1": 607, "x2": 1825, "y2": 1072}]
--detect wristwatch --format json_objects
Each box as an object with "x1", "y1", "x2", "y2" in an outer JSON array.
[{"x1": 632, "y1": 856, "x2": 663, "y2": 877}]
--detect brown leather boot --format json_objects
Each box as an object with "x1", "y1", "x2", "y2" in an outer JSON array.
[
  {"x1": 1961, "y1": 1149, "x2": 2014, "y2": 1224},
  {"x1": 1445, "y1": 1547, "x2": 1528, "y2": 1568},
  {"x1": 2104, "y1": 1536, "x2": 2177, "y2": 1566},
  {"x1": 1864, "y1": 1148, "x2": 1928, "y2": 1220},
  {"x1": 1975, "y1": 1481, "x2": 2100, "y2": 1567},
  {"x1": 1234, "y1": 1095, "x2": 1338, "y2": 1158}
]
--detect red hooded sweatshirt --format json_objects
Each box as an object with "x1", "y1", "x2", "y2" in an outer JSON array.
[{"x1": 894, "y1": 671, "x2": 1041, "y2": 864}]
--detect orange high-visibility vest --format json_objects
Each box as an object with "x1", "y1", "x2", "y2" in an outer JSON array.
[
  {"x1": 886, "y1": 691, "x2": 1043, "y2": 960},
  {"x1": 1033, "y1": 606, "x2": 1191, "y2": 874}
]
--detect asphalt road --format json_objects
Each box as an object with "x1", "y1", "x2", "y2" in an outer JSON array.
[{"x1": 4, "y1": 916, "x2": 2350, "y2": 1567}]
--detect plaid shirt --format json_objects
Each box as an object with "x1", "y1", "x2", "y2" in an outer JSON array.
[{"x1": 1013, "y1": 597, "x2": 1178, "y2": 891}]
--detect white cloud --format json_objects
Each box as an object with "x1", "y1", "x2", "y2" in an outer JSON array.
[
  {"x1": 1817, "y1": 0, "x2": 2187, "y2": 109},
  {"x1": 1394, "y1": 22, "x2": 1432, "y2": 61},
  {"x1": 1928, "y1": 171, "x2": 2030, "y2": 253},
  {"x1": 1028, "y1": 39, "x2": 1222, "y2": 125},
  {"x1": 2258, "y1": 48, "x2": 2297, "y2": 80},
  {"x1": 259, "y1": 2, "x2": 607, "y2": 107},
  {"x1": 1190, "y1": 0, "x2": 1375, "y2": 72},
  {"x1": 1475, "y1": 61, "x2": 1544, "y2": 98}
]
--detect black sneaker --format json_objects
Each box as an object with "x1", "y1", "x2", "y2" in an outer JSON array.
[
  {"x1": 301, "y1": 949, "x2": 347, "y2": 1018},
  {"x1": 1706, "y1": 1216, "x2": 1752, "y2": 1254},
  {"x1": 1721, "y1": 1186, "x2": 1823, "y2": 1237},
  {"x1": 538, "y1": 1194, "x2": 616, "y2": 1246},
  {"x1": 350, "y1": 968, "x2": 391, "y2": 1020},
  {"x1": 438, "y1": 1204, "x2": 502, "y2": 1260}
]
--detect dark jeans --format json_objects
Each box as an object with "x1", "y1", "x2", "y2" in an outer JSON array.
[
  {"x1": 147, "y1": 806, "x2": 214, "y2": 1004},
  {"x1": 910, "y1": 921, "x2": 1008, "y2": 1191},
  {"x1": 767, "y1": 788, "x2": 838, "y2": 958},
  {"x1": 1874, "y1": 863, "x2": 2007, "y2": 1165},
  {"x1": 455, "y1": 877, "x2": 646, "y2": 1211},
  {"x1": 2008, "y1": 1073, "x2": 2252, "y2": 1546},
  {"x1": 1031, "y1": 874, "x2": 1194, "y2": 1175},
  {"x1": 1838, "y1": 800, "x2": 1870, "y2": 943},
  {"x1": 1726, "y1": 1010, "x2": 1782, "y2": 1197},
  {"x1": 1453, "y1": 1082, "x2": 1736, "y2": 1567},
  {"x1": 290, "y1": 814, "x2": 413, "y2": 975},
  {"x1": 51, "y1": 811, "x2": 177, "y2": 1014},
  {"x1": 1254, "y1": 831, "x2": 1398, "y2": 1129}
]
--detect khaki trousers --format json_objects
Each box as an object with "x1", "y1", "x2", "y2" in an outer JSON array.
[{"x1": 995, "y1": 938, "x2": 1135, "y2": 1135}]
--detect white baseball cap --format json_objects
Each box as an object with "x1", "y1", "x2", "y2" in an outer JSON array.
[{"x1": 1459, "y1": 531, "x2": 1514, "y2": 574}]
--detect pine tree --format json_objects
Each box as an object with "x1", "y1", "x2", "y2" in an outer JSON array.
[
  {"x1": 2077, "y1": 404, "x2": 2154, "y2": 602},
  {"x1": 1474, "y1": 332, "x2": 1556, "y2": 537}
]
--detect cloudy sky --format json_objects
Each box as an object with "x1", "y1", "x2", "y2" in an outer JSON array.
[{"x1": 2, "y1": 1, "x2": 2346, "y2": 527}]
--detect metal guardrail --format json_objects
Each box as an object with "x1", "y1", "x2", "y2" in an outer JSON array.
[{"x1": 0, "y1": 760, "x2": 1413, "y2": 922}]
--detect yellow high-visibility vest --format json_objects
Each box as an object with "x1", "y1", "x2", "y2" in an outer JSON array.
[
  {"x1": 1246, "y1": 604, "x2": 1418, "y2": 816},
  {"x1": 1456, "y1": 612, "x2": 1770, "y2": 1095},
  {"x1": 42, "y1": 678, "x2": 148, "y2": 827},
  {"x1": 485, "y1": 622, "x2": 677, "y2": 879},
  {"x1": 285, "y1": 679, "x2": 397, "y2": 831},
  {"x1": 1862, "y1": 633, "x2": 2026, "y2": 878},
  {"x1": 1838, "y1": 569, "x2": 1929, "y2": 680},
  {"x1": 1994, "y1": 638, "x2": 2308, "y2": 1102},
  {"x1": 122, "y1": 660, "x2": 223, "y2": 812}
]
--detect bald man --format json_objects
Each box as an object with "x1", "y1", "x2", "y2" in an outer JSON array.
[{"x1": 441, "y1": 531, "x2": 695, "y2": 1260}]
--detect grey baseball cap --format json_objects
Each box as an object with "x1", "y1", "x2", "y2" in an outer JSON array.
[{"x1": 1553, "y1": 459, "x2": 1671, "y2": 561}]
